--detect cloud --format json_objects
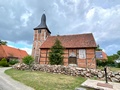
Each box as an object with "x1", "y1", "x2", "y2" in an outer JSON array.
[
  {"x1": 20, "y1": 11, "x2": 33, "y2": 27},
  {"x1": 105, "y1": 44, "x2": 120, "y2": 55},
  {"x1": 0, "y1": 0, "x2": 120, "y2": 55}
]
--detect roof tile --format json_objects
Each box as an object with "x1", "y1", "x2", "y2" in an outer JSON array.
[
  {"x1": 0, "y1": 45, "x2": 28, "y2": 59},
  {"x1": 40, "y1": 33, "x2": 97, "y2": 48}
]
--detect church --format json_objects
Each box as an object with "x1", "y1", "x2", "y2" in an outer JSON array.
[{"x1": 32, "y1": 14, "x2": 97, "y2": 68}]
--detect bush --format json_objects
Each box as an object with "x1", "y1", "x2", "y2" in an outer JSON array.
[
  {"x1": 96, "y1": 59, "x2": 107, "y2": 67},
  {"x1": 115, "y1": 63, "x2": 120, "y2": 68},
  {"x1": 22, "y1": 55, "x2": 34, "y2": 66},
  {"x1": 0, "y1": 58, "x2": 9, "y2": 67},
  {"x1": 117, "y1": 63, "x2": 120, "y2": 68},
  {"x1": 97, "y1": 59, "x2": 115, "y2": 67},
  {"x1": 9, "y1": 59, "x2": 19, "y2": 65}
]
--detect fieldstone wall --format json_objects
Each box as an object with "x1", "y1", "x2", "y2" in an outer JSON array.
[{"x1": 12, "y1": 63, "x2": 120, "y2": 83}]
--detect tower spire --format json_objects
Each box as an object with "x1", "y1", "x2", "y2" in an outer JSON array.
[{"x1": 34, "y1": 13, "x2": 51, "y2": 34}]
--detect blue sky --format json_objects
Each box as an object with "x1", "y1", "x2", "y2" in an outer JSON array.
[{"x1": 0, "y1": 0, "x2": 120, "y2": 55}]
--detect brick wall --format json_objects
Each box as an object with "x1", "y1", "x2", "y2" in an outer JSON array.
[
  {"x1": 39, "y1": 48, "x2": 96, "y2": 69},
  {"x1": 31, "y1": 29, "x2": 50, "y2": 63}
]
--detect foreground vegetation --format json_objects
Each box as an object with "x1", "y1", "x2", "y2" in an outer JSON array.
[
  {"x1": 97, "y1": 66, "x2": 120, "y2": 72},
  {"x1": 5, "y1": 69, "x2": 87, "y2": 90}
]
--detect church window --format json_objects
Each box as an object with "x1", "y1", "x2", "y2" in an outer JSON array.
[{"x1": 79, "y1": 49, "x2": 86, "y2": 59}]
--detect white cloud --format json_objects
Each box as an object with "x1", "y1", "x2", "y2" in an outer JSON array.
[
  {"x1": 53, "y1": 2, "x2": 66, "y2": 18},
  {"x1": 20, "y1": 10, "x2": 32, "y2": 27},
  {"x1": 1, "y1": 0, "x2": 120, "y2": 56},
  {"x1": 86, "y1": 8, "x2": 95, "y2": 21},
  {"x1": 105, "y1": 44, "x2": 120, "y2": 55},
  {"x1": 20, "y1": 47, "x2": 32, "y2": 55}
]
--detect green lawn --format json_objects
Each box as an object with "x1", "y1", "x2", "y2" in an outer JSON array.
[
  {"x1": 97, "y1": 66, "x2": 120, "y2": 72},
  {"x1": 5, "y1": 69, "x2": 87, "y2": 90}
]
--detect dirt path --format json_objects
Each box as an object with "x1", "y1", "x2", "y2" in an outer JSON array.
[{"x1": 0, "y1": 67, "x2": 34, "y2": 90}]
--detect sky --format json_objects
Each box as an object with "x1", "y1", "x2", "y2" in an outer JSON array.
[{"x1": 0, "y1": 0, "x2": 120, "y2": 55}]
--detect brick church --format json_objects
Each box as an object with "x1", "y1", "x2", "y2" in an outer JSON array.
[{"x1": 32, "y1": 14, "x2": 97, "y2": 68}]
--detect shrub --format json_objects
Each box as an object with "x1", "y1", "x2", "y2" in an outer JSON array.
[
  {"x1": 0, "y1": 58, "x2": 9, "y2": 67},
  {"x1": 116, "y1": 63, "x2": 120, "y2": 68},
  {"x1": 117, "y1": 63, "x2": 120, "y2": 68},
  {"x1": 9, "y1": 59, "x2": 19, "y2": 65},
  {"x1": 22, "y1": 55, "x2": 34, "y2": 66},
  {"x1": 96, "y1": 59, "x2": 107, "y2": 67}
]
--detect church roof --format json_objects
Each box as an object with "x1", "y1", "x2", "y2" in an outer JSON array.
[
  {"x1": 40, "y1": 33, "x2": 97, "y2": 49},
  {"x1": 34, "y1": 14, "x2": 51, "y2": 33}
]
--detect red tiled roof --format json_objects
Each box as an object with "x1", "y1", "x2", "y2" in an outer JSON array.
[
  {"x1": 0, "y1": 45, "x2": 28, "y2": 59},
  {"x1": 102, "y1": 51, "x2": 108, "y2": 60},
  {"x1": 96, "y1": 51, "x2": 108, "y2": 60},
  {"x1": 40, "y1": 33, "x2": 97, "y2": 49}
]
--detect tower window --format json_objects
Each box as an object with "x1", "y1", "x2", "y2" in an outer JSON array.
[{"x1": 38, "y1": 30, "x2": 41, "y2": 33}]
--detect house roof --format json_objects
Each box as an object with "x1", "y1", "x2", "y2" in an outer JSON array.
[
  {"x1": 96, "y1": 51, "x2": 107, "y2": 60},
  {"x1": 40, "y1": 33, "x2": 97, "y2": 49},
  {"x1": 0, "y1": 45, "x2": 28, "y2": 59}
]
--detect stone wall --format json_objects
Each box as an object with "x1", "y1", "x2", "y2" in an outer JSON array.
[{"x1": 12, "y1": 63, "x2": 120, "y2": 83}]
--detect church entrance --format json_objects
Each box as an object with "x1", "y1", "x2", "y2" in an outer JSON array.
[{"x1": 68, "y1": 52, "x2": 77, "y2": 65}]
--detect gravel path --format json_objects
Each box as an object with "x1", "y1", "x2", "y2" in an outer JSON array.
[{"x1": 0, "y1": 67, "x2": 34, "y2": 90}]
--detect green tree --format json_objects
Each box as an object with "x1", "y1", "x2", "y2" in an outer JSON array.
[
  {"x1": 0, "y1": 40, "x2": 7, "y2": 45},
  {"x1": 96, "y1": 44, "x2": 102, "y2": 51},
  {"x1": 22, "y1": 55, "x2": 34, "y2": 66},
  {"x1": 112, "y1": 54, "x2": 119, "y2": 60},
  {"x1": 117, "y1": 50, "x2": 120, "y2": 56},
  {"x1": 49, "y1": 39, "x2": 64, "y2": 65}
]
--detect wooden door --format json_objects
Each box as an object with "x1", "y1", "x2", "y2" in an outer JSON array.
[{"x1": 68, "y1": 57, "x2": 77, "y2": 64}]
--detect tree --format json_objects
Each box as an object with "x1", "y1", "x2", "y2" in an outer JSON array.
[
  {"x1": 0, "y1": 40, "x2": 7, "y2": 45},
  {"x1": 117, "y1": 50, "x2": 120, "y2": 56},
  {"x1": 22, "y1": 55, "x2": 34, "y2": 66},
  {"x1": 49, "y1": 39, "x2": 64, "y2": 65},
  {"x1": 96, "y1": 44, "x2": 102, "y2": 51}
]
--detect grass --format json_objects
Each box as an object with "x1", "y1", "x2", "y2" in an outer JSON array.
[
  {"x1": 5, "y1": 69, "x2": 87, "y2": 90},
  {"x1": 97, "y1": 66, "x2": 120, "y2": 72}
]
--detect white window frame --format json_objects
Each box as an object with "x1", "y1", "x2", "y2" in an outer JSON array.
[{"x1": 79, "y1": 49, "x2": 86, "y2": 59}]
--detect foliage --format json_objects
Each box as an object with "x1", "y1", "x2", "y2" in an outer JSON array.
[
  {"x1": 49, "y1": 39, "x2": 64, "y2": 65},
  {"x1": 96, "y1": 44, "x2": 102, "y2": 51},
  {"x1": 9, "y1": 59, "x2": 19, "y2": 65},
  {"x1": 96, "y1": 59, "x2": 107, "y2": 67},
  {"x1": 115, "y1": 62, "x2": 120, "y2": 68},
  {"x1": 5, "y1": 69, "x2": 86, "y2": 90},
  {"x1": 97, "y1": 50, "x2": 120, "y2": 67},
  {"x1": 117, "y1": 50, "x2": 120, "y2": 56},
  {"x1": 0, "y1": 40, "x2": 7, "y2": 45},
  {"x1": 22, "y1": 55, "x2": 34, "y2": 66},
  {"x1": 0, "y1": 58, "x2": 9, "y2": 67}
]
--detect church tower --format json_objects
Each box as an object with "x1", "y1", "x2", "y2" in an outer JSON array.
[{"x1": 32, "y1": 14, "x2": 51, "y2": 63}]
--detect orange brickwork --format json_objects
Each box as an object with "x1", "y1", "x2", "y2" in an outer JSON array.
[{"x1": 40, "y1": 48, "x2": 96, "y2": 69}]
